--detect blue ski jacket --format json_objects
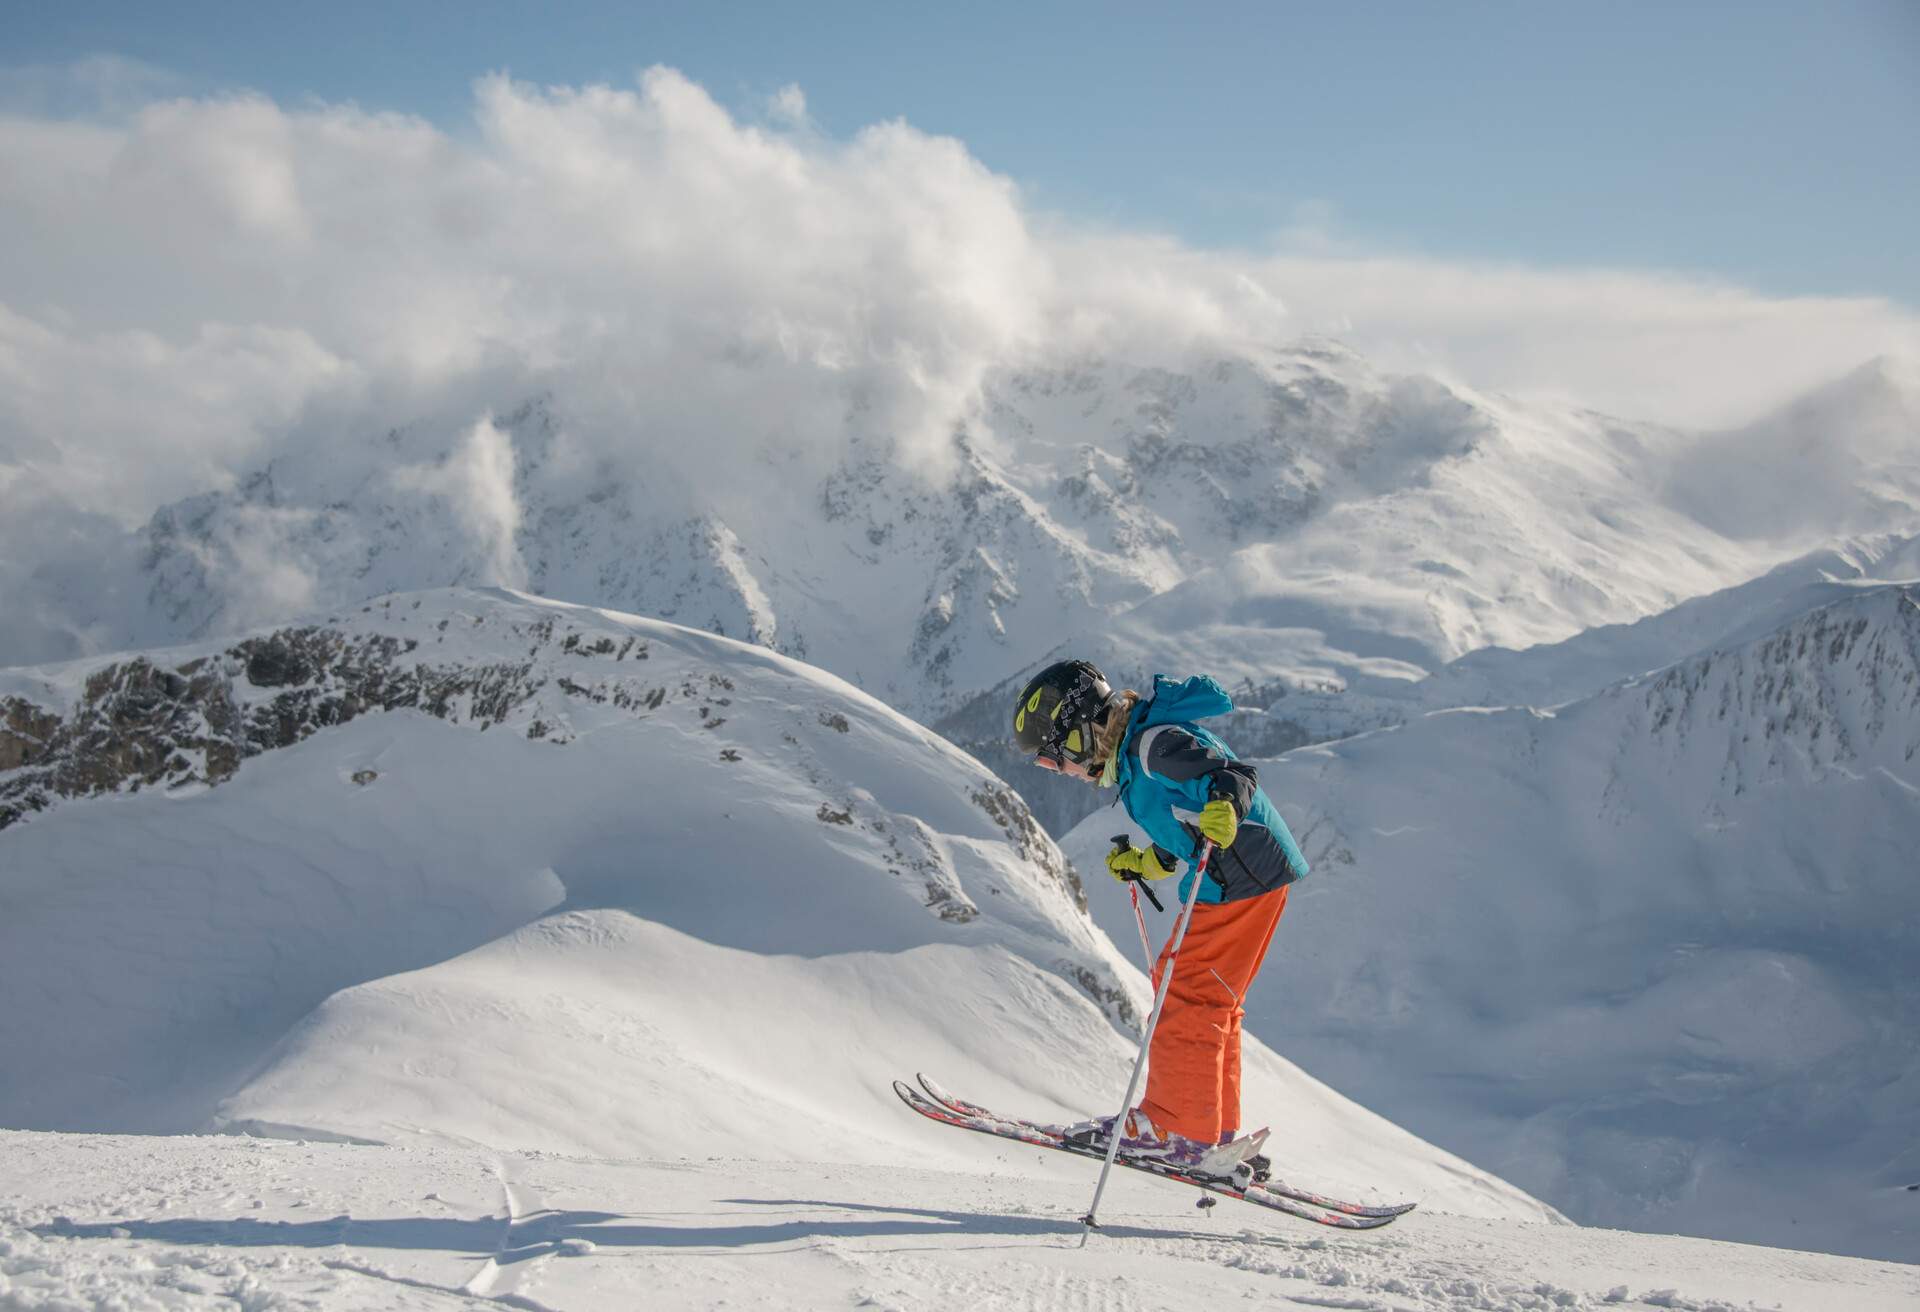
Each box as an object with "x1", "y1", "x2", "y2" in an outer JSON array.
[{"x1": 1110, "y1": 674, "x2": 1309, "y2": 906}]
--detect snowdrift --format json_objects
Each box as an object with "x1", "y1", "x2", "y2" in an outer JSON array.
[{"x1": 0, "y1": 587, "x2": 1548, "y2": 1221}]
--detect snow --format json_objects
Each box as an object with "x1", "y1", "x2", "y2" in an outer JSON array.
[
  {"x1": 1065, "y1": 581, "x2": 1920, "y2": 1262},
  {"x1": 2, "y1": 85, "x2": 1915, "y2": 1305},
  {"x1": 0, "y1": 586, "x2": 1696, "y2": 1306},
  {"x1": 16, "y1": 345, "x2": 1918, "y2": 725},
  {"x1": 5, "y1": 582, "x2": 1919, "y2": 1301},
  {"x1": 5, "y1": 1131, "x2": 1917, "y2": 1312}
]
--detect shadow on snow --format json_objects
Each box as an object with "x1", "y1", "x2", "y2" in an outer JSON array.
[{"x1": 36, "y1": 1195, "x2": 1283, "y2": 1257}]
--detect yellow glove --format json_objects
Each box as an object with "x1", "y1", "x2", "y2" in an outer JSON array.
[
  {"x1": 1197, "y1": 798, "x2": 1239, "y2": 848},
  {"x1": 1106, "y1": 842, "x2": 1176, "y2": 883}
]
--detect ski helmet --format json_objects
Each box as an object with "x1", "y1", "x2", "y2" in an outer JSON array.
[{"x1": 1011, "y1": 659, "x2": 1115, "y2": 768}]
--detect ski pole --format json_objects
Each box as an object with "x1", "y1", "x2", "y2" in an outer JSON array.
[
  {"x1": 1109, "y1": 835, "x2": 1161, "y2": 972},
  {"x1": 1078, "y1": 838, "x2": 1214, "y2": 1242},
  {"x1": 1127, "y1": 883, "x2": 1153, "y2": 974}
]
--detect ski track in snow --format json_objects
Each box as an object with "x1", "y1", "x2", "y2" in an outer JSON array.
[{"x1": 460, "y1": 1156, "x2": 559, "y2": 1309}]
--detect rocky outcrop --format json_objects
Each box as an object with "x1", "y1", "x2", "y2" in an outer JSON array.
[
  {"x1": 0, "y1": 619, "x2": 592, "y2": 832},
  {"x1": 971, "y1": 780, "x2": 1086, "y2": 914}
]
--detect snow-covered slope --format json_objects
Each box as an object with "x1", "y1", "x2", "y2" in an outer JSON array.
[
  {"x1": 0, "y1": 587, "x2": 1542, "y2": 1221},
  {"x1": 1669, "y1": 356, "x2": 1920, "y2": 544},
  {"x1": 32, "y1": 345, "x2": 1916, "y2": 727},
  {"x1": 963, "y1": 530, "x2": 1920, "y2": 837},
  {"x1": 1066, "y1": 581, "x2": 1920, "y2": 1261},
  {"x1": 6, "y1": 1131, "x2": 1917, "y2": 1312},
  {"x1": 1418, "y1": 530, "x2": 1920, "y2": 712}
]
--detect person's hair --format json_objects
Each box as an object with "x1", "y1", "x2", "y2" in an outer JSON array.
[{"x1": 1090, "y1": 690, "x2": 1140, "y2": 769}]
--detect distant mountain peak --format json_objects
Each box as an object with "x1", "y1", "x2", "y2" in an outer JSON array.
[
  {"x1": 16, "y1": 344, "x2": 1913, "y2": 730},
  {"x1": 1613, "y1": 582, "x2": 1920, "y2": 800}
]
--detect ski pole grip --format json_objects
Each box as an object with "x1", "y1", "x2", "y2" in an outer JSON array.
[{"x1": 1109, "y1": 834, "x2": 1164, "y2": 912}]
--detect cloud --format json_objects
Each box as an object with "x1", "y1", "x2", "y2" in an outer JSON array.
[
  {"x1": 0, "y1": 53, "x2": 184, "y2": 119},
  {"x1": 768, "y1": 84, "x2": 809, "y2": 126},
  {"x1": 391, "y1": 417, "x2": 529, "y2": 590},
  {"x1": 187, "y1": 503, "x2": 327, "y2": 634},
  {"x1": 1255, "y1": 252, "x2": 1920, "y2": 428},
  {"x1": 0, "y1": 59, "x2": 1915, "y2": 661}
]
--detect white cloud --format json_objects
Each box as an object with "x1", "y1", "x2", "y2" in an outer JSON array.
[
  {"x1": 0, "y1": 59, "x2": 1914, "y2": 640},
  {"x1": 768, "y1": 84, "x2": 809, "y2": 126},
  {"x1": 0, "y1": 53, "x2": 184, "y2": 119},
  {"x1": 1256, "y1": 252, "x2": 1920, "y2": 428},
  {"x1": 391, "y1": 417, "x2": 529, "y2": 590},
  {"x1": 193, "y1": 504, "x2": 326, "y2": 632}
]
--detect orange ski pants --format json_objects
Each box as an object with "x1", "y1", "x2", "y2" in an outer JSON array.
[{"x1": 1139, "y1": 884, "x2": 1290, "y2": 1144}]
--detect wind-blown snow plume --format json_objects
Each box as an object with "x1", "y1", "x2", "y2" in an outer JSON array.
[{"x1": 391, "y1": 417, "x2": 529, "y2": 589}]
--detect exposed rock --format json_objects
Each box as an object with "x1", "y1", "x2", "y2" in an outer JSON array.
[
  {"x1": 1057, "y1": 960, "x2": 1141, "y2": 1035},
  {"x1": 1, "y1": 700, "x2": 62, "y2": 772},
  {"x1": 5, "y1": 620, "x2": 562, "y2": 832},
  {"x1": 971, "y1": 781, "x2": 1087, "y2": 913}
]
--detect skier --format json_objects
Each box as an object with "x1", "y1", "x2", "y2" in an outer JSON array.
[{"x1": 1011, "y1": 659, "x2": 1308, "y2": 1174}]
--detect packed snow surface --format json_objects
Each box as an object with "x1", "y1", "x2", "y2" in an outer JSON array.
[{"x1": 5, "y1": 1131, "x2": 1917, "y2": 1312}]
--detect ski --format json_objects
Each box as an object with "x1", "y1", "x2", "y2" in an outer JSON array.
[
  {"x1": 913, "y1": 1073, "x2": 1416, "y2": 1220},
  {"x1": 892, "y1": 1078, "x2": 1400, "y2": 1231}
]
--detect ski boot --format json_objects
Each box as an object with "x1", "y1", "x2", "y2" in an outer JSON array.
[{"x1": 1064, "y1": 1108, "x2": 1249, "y2": 1176}]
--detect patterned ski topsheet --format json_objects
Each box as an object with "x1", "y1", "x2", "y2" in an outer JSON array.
[
  {"x1": 913, "y1": 1073, "x2": 1417, "y2": 1220},
  {"x1": 892, "y1": 1078, "x2": 1402, "y2": 1231}
]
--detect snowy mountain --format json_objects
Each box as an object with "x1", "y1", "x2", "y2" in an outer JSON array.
[
  {"x1": 940, "y1": 530, "x2": 1920, "y2": 837},
  {"x1": 5, "y1": 338, "x2": 1918, "y2": 1289},
  {"x1": 0, "y1": 587, "x2": 1539, "y2": 1216},
  {"x1": 8, "y1": 587, "x2": 1919, "y2": 1310},
  {"x1": 29, "y1": 344, "x2": 1918, "y2": 731},
  {"x1": 1065, "y1": 580, "x2": 1920, "y2": 1262},
  {"x1": 1668, "y1": 355, "x2": 1920, "y2": 544},
  {"x1": 1415, "y1": 529, "x2": 1920, "y2": 712}
]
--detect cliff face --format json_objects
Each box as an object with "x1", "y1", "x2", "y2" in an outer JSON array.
[{"x1": 2, "y1": 624, "x2": 547, "y2": 832}]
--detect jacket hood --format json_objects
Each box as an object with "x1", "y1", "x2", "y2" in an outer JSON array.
[{"x1": 1138, "y1": 674, "x2": 1235, "y2": 728}]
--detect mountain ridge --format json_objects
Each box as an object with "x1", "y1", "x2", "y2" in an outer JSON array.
[{"x1": 19, "y1": 344, "x2": 1914, "y2": 731}]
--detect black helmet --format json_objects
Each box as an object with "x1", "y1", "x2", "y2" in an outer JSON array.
[{"x1": 1012, "y1": 659, "x2": 1114, "y2": 768}]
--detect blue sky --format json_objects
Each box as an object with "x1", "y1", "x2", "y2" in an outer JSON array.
[{"x1": 6, "y1": 1, "x2": 1917, "y2": 306}]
